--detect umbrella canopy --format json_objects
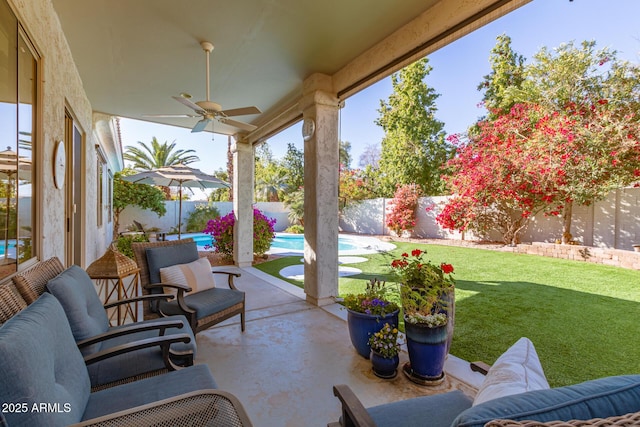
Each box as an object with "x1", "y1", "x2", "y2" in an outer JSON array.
[
  {"x1": 0, "y1": 147, "x2": 32, "y2": 180},
  {"x1": 122, "y1": 164, "x2": 229, "y2": 239}
]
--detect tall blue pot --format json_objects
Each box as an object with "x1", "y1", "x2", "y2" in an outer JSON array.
[
  {"x1": 347, "y1": 309, "x2": 399, "y2": 359},
  {"x1": 405, "y1": 321, "x2": 448, "y2": 379}
]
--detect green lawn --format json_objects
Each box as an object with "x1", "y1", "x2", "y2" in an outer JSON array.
[{"x1": 254, "y1": 241, "x2": 640, "y2": 387}]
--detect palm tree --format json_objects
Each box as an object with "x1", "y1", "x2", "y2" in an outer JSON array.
[
  {"x1": 255, "y1": 173, "x2": 288, "y2": 202},
  {"x1": 124, "y1": 137, "x2": 200, "y2": 198},
  {"x1": 124, "y1": 137, "x2": 199, "y2": 170}
]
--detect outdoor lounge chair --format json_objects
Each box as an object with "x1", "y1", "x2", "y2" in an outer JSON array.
[
  {"x1": 11, "y1": 257, "x2": 198, "y2": 390},
  {"x1": 329, "y1": 338, "x2": 640, "y2": 427},
  {"x1": 0, "y1": 293, "x2": 253, "y2": 427},
  {"x1": 45, "y1": 264, "x2": 198, "y2": 390},
  {"x1": 132, "y1": 238, "x2": 245, "y2": 334}
]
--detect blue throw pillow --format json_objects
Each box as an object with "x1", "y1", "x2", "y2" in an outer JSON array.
[
  {"x1": 47, "y1": 265, "x2": 109, "y2": 355},
  {"x1": 452, "y1": 375, "x2": 640, "y2": 427}
]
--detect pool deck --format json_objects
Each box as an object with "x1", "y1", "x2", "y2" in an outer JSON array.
[{"x1": 198, "y1": 265, "x2": 486, "y2": 426}]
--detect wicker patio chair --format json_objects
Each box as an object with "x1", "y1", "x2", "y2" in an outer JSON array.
[
  {"x1": 0, "y1": 293, "x2": 253, "y2": 427},
  {"x1": 132, "y1": 238, "x2": 245, "y2": 334},
  {"x1": 45, "y1": 264, "x2": 198, "y2": 390},
  {"x1": 11, "y1": 257, "x2": 197, "y2": 390}
]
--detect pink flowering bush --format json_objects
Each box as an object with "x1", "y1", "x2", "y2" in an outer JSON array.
[
  {"x1": 203, "y1": 208, "x2": 276, "y2": 259},
  {"x1": 386, "y1": 183, "x2": 420, "y2": 236}
]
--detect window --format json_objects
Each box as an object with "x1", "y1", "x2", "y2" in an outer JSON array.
[{"x1": 0, "y1": 0, "x2": 39, "y2": 279}]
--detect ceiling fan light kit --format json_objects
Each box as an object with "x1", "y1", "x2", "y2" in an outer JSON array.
[{"x1": 145, "y1": 40, "x2": 261, "y2": 134}]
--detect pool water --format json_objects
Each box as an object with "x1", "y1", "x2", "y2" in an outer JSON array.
[
  {"x1": 174, "y1": 233, "x2": 363, "y2": 252},
  {"x1": 271, "y1": 234, "x2": 359, "y2": 251},
  {"x1": 190, "y1": 233, "x2": 214, "y2": 248}
]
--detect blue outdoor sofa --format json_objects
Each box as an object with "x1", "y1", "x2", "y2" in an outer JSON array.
[{"x1": 330, "y1": 337, "x2": 640, "y2": 427}]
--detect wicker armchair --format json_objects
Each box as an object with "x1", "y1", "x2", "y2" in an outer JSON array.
[
  {"x1": 132, "y1": 239, "x2": 245, "y2": 334},
  {"x1": 45, "y1": 264, "x2": 198, "y2": 390},
  {"x1": 11, "y1": 257, "x2": 197, "y2": 390},
  {"x1": 330, "y1": 375, "x2": 640, "y2": 427},
  {"x1": 0, "y1": 293, "x2": 253, "y2": 427}
]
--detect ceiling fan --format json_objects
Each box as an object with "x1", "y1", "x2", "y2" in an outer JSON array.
[{"x1": 146, "y1": 41, "x2": 261, "y2": 133}]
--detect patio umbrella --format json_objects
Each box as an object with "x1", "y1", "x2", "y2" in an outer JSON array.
[
  {"x1": 122, "y1": 164, "x2": 229, "y2": 239},
  {"x1": 0, "y1": 147, "x2": 32, "y2": 260}
]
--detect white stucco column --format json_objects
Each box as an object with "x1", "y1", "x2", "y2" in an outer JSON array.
[
  {"x1": 301, "y1": 74, "x2": 340, "y2": 306},
  {"x1": 232, "y1": 136, "x2": 254, "y2": 267}
]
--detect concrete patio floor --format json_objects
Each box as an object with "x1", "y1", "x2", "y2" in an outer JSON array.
[{"x1": 196, "y1": 266, "x2": 486, "y2": 427}]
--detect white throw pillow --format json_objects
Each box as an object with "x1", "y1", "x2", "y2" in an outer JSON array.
[
  {"x1": 159, "y1": 257, "x2": 216, "y2": 295},
  {"x1": 473, "y1": 337, "x2": 549, "y2": 406}
]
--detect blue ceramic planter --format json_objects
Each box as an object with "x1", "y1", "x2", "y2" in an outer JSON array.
[
  {"x1": 370, "y1": 350, "x2": 399, "y2": 379},
  {"x1": 405, "y1": 322, "x2": 448, "y2": 379},
  {"x1": 347, "y1": 309, "x2": 399, "y2": 359}
]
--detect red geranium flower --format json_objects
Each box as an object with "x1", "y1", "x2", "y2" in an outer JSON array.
[{"x1": 441, "y1": 263, "x2": 454, "y2": 274}]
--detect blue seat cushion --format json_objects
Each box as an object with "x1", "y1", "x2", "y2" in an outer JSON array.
[
  {"x1": 452, "y1": 375, "x2": 640, "y2": 427},
  {"x1": 107, "y1": 315, "x2": 196, "y2": 355},
  {"x1": 86, "y1": 316, "x2": 197, "y2": 387},
  {"x1": 0, "y1": 293, "x2": 90, "y2": 426},
  {"x1": 82, "y1": 364, "x2": 217, "y2": 421},
  {"x1": 47, "y1": 265, "x2": 109, "y2": 355},
  {"x1": 145, "y1": 242, "x2": 200, "y2": 289},
  {"x1": 368, "y1": 390, "x2": 472, "y2": 427},
  {"x1": 159, "y1": 287, "x2": 245, "y2": 318}
]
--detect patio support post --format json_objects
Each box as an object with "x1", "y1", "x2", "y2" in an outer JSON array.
[
  {"x1": 232, "y1": 136, "x2": 254, "y2": 267},
  {"x1": 301, "y1": 73, "x2": 340, "y2": 306}
]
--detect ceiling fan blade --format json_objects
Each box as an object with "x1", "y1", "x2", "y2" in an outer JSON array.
[
  {"x1": 172, "y1": 95, "x2": 207, "y2": 115},
  {"x1": 143, "y1": 114, "x2": 199, "y2": 118},
  {"x1": 219, "y1": 117, "x2": 257, "y2": 132},
  {"x1": 220, "y1": 106, "x2": 261, "y2": 117},
  {"x1": 191, "y1": 118, "x2": 211, "y2": 133}
]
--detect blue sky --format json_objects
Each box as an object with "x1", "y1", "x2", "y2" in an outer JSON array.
[{"x1": 119, "y1": 0, "x2": 640, "y2": 192}]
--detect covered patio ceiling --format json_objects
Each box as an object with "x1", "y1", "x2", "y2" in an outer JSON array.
[{"x1": 51, "y1": 0, "x2": 528, "y2": 143}]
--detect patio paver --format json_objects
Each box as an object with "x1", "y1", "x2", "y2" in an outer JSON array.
[{"x1": 196, "y1": 267, "x2": 483, "y2": 426}]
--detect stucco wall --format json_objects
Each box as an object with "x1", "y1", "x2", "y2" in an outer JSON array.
[
  {"x1": 8, "y1": 0, "x2": 115, "y2": 266},
  {"x1": 119, "y1": 201, "x2": 291, "y2": 236},
  {"x1": 121, "y1": 187, "x2": 640, "y2": 252}
]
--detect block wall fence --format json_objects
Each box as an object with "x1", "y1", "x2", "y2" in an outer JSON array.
[{"x1": 120, "y1": 187, "x2": 640, "y2": 269}]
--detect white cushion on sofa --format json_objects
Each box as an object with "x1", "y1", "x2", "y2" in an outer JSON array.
[
  {"x1": 473, "y1": 337, "x2": 549, "y2": 406},
  {"x1": 159, "y1": 257, "x2": 215, "y2": 295}
]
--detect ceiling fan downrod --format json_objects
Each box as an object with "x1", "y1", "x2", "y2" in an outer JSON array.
[{"x1": 201, "y1": 41, "x2": 214, "y2": 102}]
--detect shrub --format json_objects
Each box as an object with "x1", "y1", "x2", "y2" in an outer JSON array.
[
  {"x1": 285, "y1": 225, "x2": 304, "y2": 234},
  {"x1": 203, "y1": 208, "x2": 276, "y2": 259},
  {"x1": 115, "y1": 234, "x2": 149, "y2": 259},
  {"x1": 186, "y1": 204, "x2": 220, "y2": 232},
  {"x1": 386, "y1": 183, "x2": 420, "y2": 236}
]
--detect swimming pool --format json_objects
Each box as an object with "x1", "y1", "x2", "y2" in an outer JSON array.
[{"x1": 168, "y1": 232, "x2": 395, "y2": 255}]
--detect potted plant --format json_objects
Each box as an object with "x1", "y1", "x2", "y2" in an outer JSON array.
[
  {"x1": 343, "y1": 278, "x2": 400, "y2": 359},
  {"x1": 368, "y1": 323, "x2": 401, "y2": 379},
  {"x1": 390, "y1": 248, "x2": 455, "y2": 385}
]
